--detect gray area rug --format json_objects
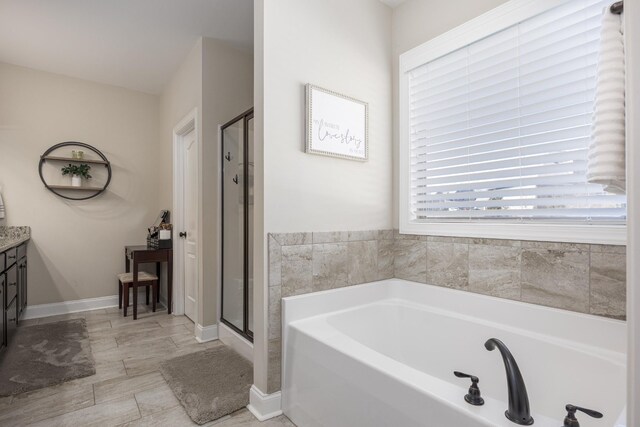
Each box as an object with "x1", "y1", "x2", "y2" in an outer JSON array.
[
  {"x1": 0, "y1": 319, "x2": 96, "y2": 396},
  {"x1": 161, "y1": 345, "x2": 253, "y2": 425}
]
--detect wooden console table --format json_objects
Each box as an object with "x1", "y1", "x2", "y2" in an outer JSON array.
[{"x1": 124, "y1": 245, "x2": 173, "y2": 320}]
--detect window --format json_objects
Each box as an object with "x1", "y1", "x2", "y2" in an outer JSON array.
[{"x1": 399, "y1": 0, "x2": 626, "y2": 244}]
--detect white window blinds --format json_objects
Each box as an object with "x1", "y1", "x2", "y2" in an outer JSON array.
[{"x1": 408, "y1": 0, "x2": 626, "y2": 223}]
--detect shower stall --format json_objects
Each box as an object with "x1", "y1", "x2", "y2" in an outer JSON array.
[{"x1": 221, "y1": 108, "x2": 254, "y2": 341}]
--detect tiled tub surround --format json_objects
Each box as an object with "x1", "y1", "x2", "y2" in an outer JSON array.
[
  {"x1": 266, "y1": 230, "x2": 626, "y2": 394},
  {"x1": 0, "y1": 226, "x2": 31, "y2": 252},
  {"x1": 267, "y1": 231, "x2": 394, "y2": 392},
  {"x1": 394, "y1": 234, "x2": 626, "y2": 320}
]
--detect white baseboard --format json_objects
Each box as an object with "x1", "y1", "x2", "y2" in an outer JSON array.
[
  {"x1": 195, "y1": 323, "x2": 219, "y2": 343},
  {"x1": 219, "y1": 322, "x2": 253, "y2": 362},
  {"x1": 23, "y1": 289, "x2": 161, "y2": 320},
  {"x1": 247, "y1": 385, "x2": 282, "y2": 421},
  {"x1": 23, "y1": 295, "x2": 119, "y2": 320}
]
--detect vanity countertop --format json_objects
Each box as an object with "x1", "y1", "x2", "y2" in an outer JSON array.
[{"x1": 0, "y1": 226, "x2": 31, "y2": 252}]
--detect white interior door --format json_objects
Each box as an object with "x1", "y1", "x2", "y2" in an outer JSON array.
[{"x1": 182, "y1": 129, "x2": 198, "y2": 322}]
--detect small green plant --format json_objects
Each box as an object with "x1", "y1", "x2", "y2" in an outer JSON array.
[{"x1": 61, "y1": 163, "x2": 92, "y2": 180}]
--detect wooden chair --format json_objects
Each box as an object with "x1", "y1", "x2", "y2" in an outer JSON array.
[{"x1": 117, "y1": 272, "x2": 158, "y2": 317}]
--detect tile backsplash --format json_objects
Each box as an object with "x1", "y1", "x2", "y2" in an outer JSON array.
[
  {"x1": 266, "y1": 229, "x2": 626, "y2": 393},
  {"x1": 393, "y1": 234, "x2": 625, "y2": 319}
]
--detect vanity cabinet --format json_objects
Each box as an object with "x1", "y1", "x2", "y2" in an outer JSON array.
[
  {"x1": 5, "y1": 296, "x2": 17, "y2": 345},
  {"x1": 6, "y1": 264, "x2": 17, "y2": 313},
  {"x1": 1, "y1": 241, "x2": 28, "y2": 352}
]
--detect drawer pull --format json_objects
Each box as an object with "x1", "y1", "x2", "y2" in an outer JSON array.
[
  {"x1": 9, "y1": 282, "x2": 17, "y2": 287},
  {"x1": 8, "y1": 255, "x2": 16, "y2": 260},
  {"x1": 8, "y1": 317, "x2": 16, "y2": 322}
]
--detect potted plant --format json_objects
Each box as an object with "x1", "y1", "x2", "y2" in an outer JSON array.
[{"x1": 61, "y1": 163, "x2": 92, "y2": 187}]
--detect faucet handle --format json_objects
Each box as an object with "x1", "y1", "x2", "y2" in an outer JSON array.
[
  {"x1": 562, "y1": 404, "x2": 603, "y2": 427},
  {"x1": 453, "y1": 371, "x2": 484, "y2": 406},
  {"x1": 454, "y1": 371, "x2": 479, "y2": 383}
]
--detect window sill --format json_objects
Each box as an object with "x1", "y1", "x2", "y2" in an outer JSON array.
[{"x1": 399, "y1": 222, "x2": 626, "y2": 245}]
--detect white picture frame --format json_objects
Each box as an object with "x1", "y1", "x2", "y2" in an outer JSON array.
[{"x1": 305, "y1": 84, "x2": 368, "y2": 161}]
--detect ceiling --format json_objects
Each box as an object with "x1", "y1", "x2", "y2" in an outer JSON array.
[{"x1": 0, "y1": 0, "x2": 253, "y2": 94}]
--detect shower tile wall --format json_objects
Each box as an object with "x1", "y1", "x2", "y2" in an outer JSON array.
[{"x1": 266, "y1": 230, "x2": 626, "y2": 393}]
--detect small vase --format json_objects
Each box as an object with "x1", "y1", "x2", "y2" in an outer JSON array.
[{"x1": 71, "y1": 175, "x2": 82, "y2": 187}]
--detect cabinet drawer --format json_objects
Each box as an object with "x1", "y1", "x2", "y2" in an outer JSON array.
[
  {"x1": 5, "y1": 264, "x2": 17, "y2": 308},
  {"x1": 17, "y1": 243, "x2": 27, "y2": 260},
  {"x1": 6, "y1": 297, "x2": 17, "y2": 345},
  {"x1": 5, "y1": 247, "x2": 17, "y2": 268}
]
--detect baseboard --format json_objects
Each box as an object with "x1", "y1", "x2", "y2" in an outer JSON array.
[
  {"x1": 219, "y1": 322, "x2": 253, "y2": 362},
  {"x1": 195, "y1": 323, "x2": 219, "y2": 343},
  {"x1": 23, "y1": 289, "x2": 160, "y2": 320},
  {"x1": 23, "y1": 295, "x2": 119, "y2": 319},
  {"x1": 247, "y1": 385, "x2": 282, "y2": 421}
]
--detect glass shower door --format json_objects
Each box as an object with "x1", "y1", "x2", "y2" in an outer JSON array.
[
  {"x1": 222, "y1": 118, "x2": 244, "y2": 332},
  {"x1": 221, "y1": 109, "x2": 254, "y2": 340}
]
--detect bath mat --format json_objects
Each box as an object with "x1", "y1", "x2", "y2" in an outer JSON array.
[
  {"x1": 160, "y1": 345, "x2": 253, "y2": 425},
  {"x1": 0, "y1": 319, "x2": 96, "y2": 396}
]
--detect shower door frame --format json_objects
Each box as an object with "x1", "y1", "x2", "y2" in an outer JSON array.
[{"x1": 220, "y1": 108, "x2": 254, "y2": 342}]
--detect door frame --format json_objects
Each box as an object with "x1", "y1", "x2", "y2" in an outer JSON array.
[
  {"x1": 172, "y1": 108, "x2": 200, "y2": 321},
  {"x1": 220, "y1": 108, "x2": 254, "y2": 342}
]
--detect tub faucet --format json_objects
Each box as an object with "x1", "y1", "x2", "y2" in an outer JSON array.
[{"x1": 485, "y1": 338, "x2": 534, "y2": 425}]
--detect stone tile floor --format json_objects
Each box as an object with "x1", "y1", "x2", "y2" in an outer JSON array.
[{"x1": 0, "y1": 305, "x2": 295, "y2": 427}]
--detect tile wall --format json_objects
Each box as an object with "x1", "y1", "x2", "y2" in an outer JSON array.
[
  {"x1": 267, "y1": 231, "x2": 394, "y2": 392},
  {"x1": 266, "y1": 230, "x2": 626, "y2": 393}
]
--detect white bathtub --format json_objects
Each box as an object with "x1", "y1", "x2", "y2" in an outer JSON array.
[{"x1": 282, "y1": 279, "x2": 626, "y2": 427}]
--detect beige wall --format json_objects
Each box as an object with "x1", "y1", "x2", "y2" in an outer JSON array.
[
  {"x1": 391, "y1": 0, "x2": 508, "y2": 226},
  {"x1": 159, "y1": 39, "x2": 203, "y2": 213},
  {"x1": 158, "y1": 39, "x2": 203, "y2": 320},
  {"x1": 201, "y1": 38, "x2": 253, "y2": 326},
  {"x1": 392, "y1": 0, "x2": 508, "y2": 55},
  {"x1": 159, "y1": 38, "x2": 253, "y2": 327},
  {"x1": 0, "y1": 62, "x2": 159, "y2": 305},
  {"x1": 262, "y1": 0, "x2": 393, "y2": 233}
]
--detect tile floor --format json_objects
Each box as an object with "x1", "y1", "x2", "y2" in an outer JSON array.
[{"x1": 0, "y1": 305, "x2": 295, "y2": 427}]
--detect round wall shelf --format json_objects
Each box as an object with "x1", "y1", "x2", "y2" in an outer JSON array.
[{"x1": 39, "y1": 142, "x2": 112, "y2": 200}]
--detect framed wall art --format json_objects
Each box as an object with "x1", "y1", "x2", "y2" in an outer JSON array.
[{"x1": 305, "y1": 84, "x2": 368, "y2": 161}]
